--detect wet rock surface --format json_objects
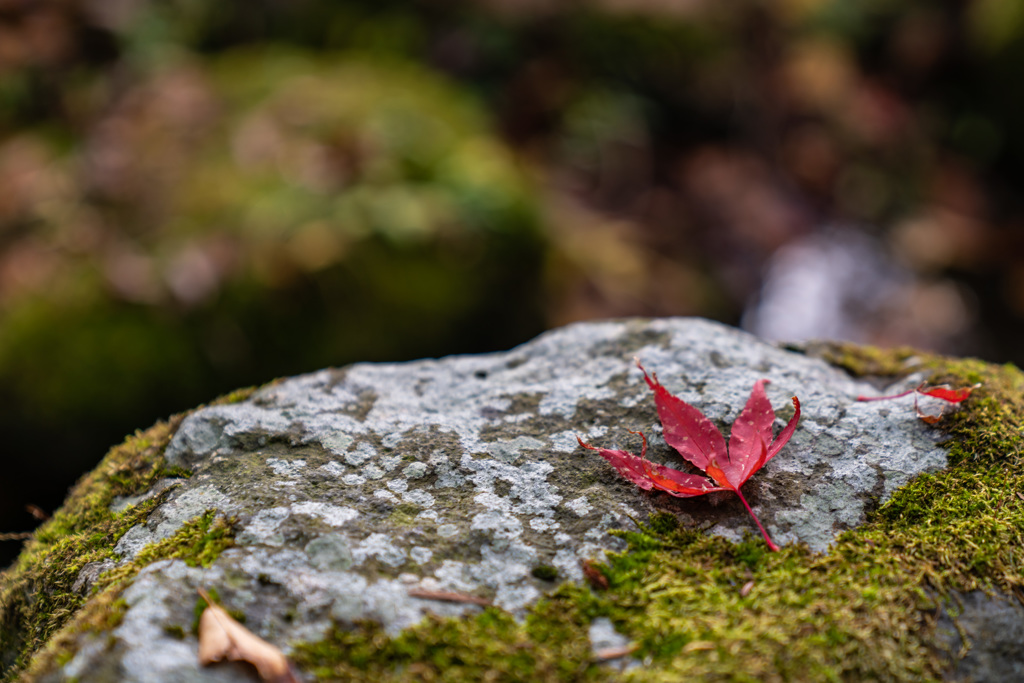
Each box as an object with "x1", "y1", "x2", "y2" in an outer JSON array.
[{"x1": 27, "y1": 318, "x2": 961, "y2": 681}]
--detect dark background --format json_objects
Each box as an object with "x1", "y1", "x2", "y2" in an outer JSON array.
[{"x1": 3, "y1": 0, "x2": 1024, "y2": 566}]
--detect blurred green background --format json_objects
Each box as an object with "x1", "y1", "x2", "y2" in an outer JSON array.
[{"x1": 3, "y1": 0, "x2": 1024, "y2": 563}]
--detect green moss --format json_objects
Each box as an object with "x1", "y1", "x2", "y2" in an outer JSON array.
[
  {"x1": 388, "y1": 504, "x2": 422, "y2": 526},
  {"x1": 212, "y1": 385, "x2": 261, "y2": 406},
  {"x1": 0, "y1": 418, "x2": 182, "y2": 679},
  {"x1": 14, "y1": 510, "x2": 235, "y2": 682},
  {"x1": 90, "y1": 511, "x2": 235, "y2": 596},
  {"x1": 293, "y1": 597, "x2": 600, "y2": 682},
  {"x1": 531, "y1": 565, "x2": 559, "y2": 581},
  {"x1": 163, "y1": 624, "x2": 186, "y2": 640},
  {"x1": 0, "y1": 383, "x2": 245, "y2": 682},
  {"x1": 812, "y1": 341, "x2": 923, "y2": 378},
  {"x1": 288, "y1": 344, "x2": 1024, "y2": 681}
]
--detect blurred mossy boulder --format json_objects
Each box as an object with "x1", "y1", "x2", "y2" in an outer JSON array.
[{"x1": 0, "y1": 48, "x2": 544, "y2": 523}]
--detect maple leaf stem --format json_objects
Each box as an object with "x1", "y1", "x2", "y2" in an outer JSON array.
[{"x1": 733, "y1": 487, "x2": 779, "y2": 552}]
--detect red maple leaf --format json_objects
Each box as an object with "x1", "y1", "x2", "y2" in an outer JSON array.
[
  {"x1": 577, "y1": 360, "x2": 801, "y2": 552},
  {"x1": 856, "y1": 382, "x2": 978, "y2": 424}
]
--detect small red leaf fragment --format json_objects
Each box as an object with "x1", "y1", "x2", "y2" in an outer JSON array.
[
  {"x1": 918, "y1": 385, "x2": 977, "y2": 403},
  {"x1": 857, "y1": 383, "x2": 978, "y2": 404},
  {"x1": 740, "y1": 580, "x2": 755, "y2": 597},
  {"x1": 1015, "y1": 492, "x2": 1024, "y2": 502},
  {"x1": 858, "y1": 382, "x2": 978, "y2": 424}
]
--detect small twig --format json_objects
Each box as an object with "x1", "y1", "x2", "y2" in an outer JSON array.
[
  {"x1": 682, "y1": 640, "x2": 716, "y2": 652},
  {"x1": 407, "y1": 588, "x2": 491, "y2": 607},
  {"x1": 0, "y1": 531, "x2": 33, "y2": 541},
  {"x1": 25, "y1": 504, "x2": 50, "y2": 521},
  {"x1": 593, "y1": 644, "x2": 638, "y2": 661}
]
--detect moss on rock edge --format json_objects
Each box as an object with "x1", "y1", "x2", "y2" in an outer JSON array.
[
  {"x1": 0, "y1": 387, "x2": 257, "y2": 682},
  {"x1": 3, "y1": 345, "x2": 1024, "y2": 681}
]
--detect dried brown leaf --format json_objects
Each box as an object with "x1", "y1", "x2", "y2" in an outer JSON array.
[
  {"x1": 197, "y1": 589, "x2": 299, "y2": 683},
  {"x1": 594, "y1": 644, "x2": 639, "y2": 661}
]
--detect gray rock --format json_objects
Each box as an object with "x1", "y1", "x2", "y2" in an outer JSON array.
[
  {"x1": 18, "y1": 318, "x2": 961, "y2": 681},
  {"x1": 934, "y1": 590, "x2": 1024, "y2": 682}
]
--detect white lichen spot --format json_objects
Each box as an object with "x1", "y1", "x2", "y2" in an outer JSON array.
[
  {"x1": 362, "y1": 464, "x2": 385, "y2": 480},
  {"x1": 433, "y1": 560, "x2": 474, "y2": 591},
  {"x1": 474, "y1": 491, "x2": 512, "y2": 512},
  {"x1": 548, "y1": 430, "x2": 585, "y2": 453},
  {"x1": 431, "y1": 456, "x2": 467, "y2": 489},
  {"x1": 320, "y1": 433, "x2": 354, "y2": 456},
  {"x1": 565, "y1": 496, "x2": 593, "y2": 516},
  {"x1": 266, "y1": 458, "x2": 306, "y2": 476},
  {"x1": 529, "y1": 517, "x2": 558, "y2": 532},
  {"x1": 386, "y1": 479, "x2": 409, "y2": 493},
  {"x1": 402, "y1": 489, "x2": 435, "y2": 507},
  {"x1": 382, "y1": 431, "x2": 405, "y2": 449},
  {"x1": 484, "y1": 436, "x2": 545, "y2": 463},
  {"x1": 403, "y1": 462, "x2": 429, "y2": 478},
  {"x1": 471, "y1": 509, "x2": 522, "y2": 541},
  {"x1": 374, "y1": 489, "x2": 399, "y2": 503},
  {"x1": 342, "y1": 474, "x2": 366, "y2": 486},
  {"x1": 344, "y1": 442, "x2": 375, "y2": 467},
  {"x1": 552, "y1": 547, "x2": 583, "y2": 581},
  {"x1": 437, "y1": 524, "x2": 459, "y2": 538},
  {"x1": 618, "y1": 392, "x2": 646, "y2": 408},
  {"x1": 380, "y1": 455, "x2": 403, "y2": 472},
  {"x1": 291, "y1": 502, "x2": 359, "y2": 527},
  {"x1": 353, "y1": 533, "x2": 407, "y2": 567},
  {"x1": 319, "y1": 462, "x2": 346, "y2": 477},
  {"x1": 416, "y1": 509, "x2": 438, "y2": 521},
  {"x1": 238, "y1": 506, "x2": 291, "y2": 547},
  {"x1": 410, "y1": 547, "x2": 433, "y2": 564},
  {"x1": 616, "y1": 503, "x2": 641, "y2": 519}
]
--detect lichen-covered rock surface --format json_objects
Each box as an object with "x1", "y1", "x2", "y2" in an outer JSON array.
[{"x1": 4, "y1": 317, "x2": 1024, "y2": 682}]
